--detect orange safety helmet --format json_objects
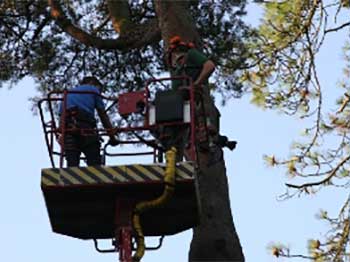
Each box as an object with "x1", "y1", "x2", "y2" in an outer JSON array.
[{"x1": 166, "y1": 35, "x2": 195, "y2": 66}]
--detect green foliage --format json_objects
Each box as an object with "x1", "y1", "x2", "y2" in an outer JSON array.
[
  {"x1": 192, "y1": 1, "x2": 250, "y2": 99},
  {"x1": 236, "y1": 0, "x2": 323, "y2": 115},
  {"x1": 249, "y1": 0, "x2": 350, "y2": 260},
  {"x1": 263, "y1": 154, "x2": 277, "y2": 167},
  {"x1": 251, "y1": 86, "x2": 266, "y2": 107},
  {"x1": 0, "y1": 0, "x2": 249, "y2": 98}
]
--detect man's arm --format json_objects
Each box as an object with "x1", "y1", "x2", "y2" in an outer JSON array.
[
  {"x1": 193, "y1": 60, "x2": 215, "y2": 86},
  {"x1": 97, "y1": 108, "x2": 118, "y2": 144}
]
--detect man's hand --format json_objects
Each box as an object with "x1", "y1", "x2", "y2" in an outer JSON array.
[
  {"x1": 193, "y1": 81, "x2": 204, "y2": 97},
  {"x1": 193, "y1": 80, "x2": 202, "y2": 88},
  {"x1": 193, "y1": 60, "x2": 215, "y2": 88}
]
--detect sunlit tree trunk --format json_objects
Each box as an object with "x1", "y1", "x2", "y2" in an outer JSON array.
[{"x1": 154, "y1": 1, "x2": 245, "y2": 261}]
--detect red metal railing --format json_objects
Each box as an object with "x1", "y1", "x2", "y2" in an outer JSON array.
[{"x1": 38, "y1": 77, "x2": 201, "y2": 168}]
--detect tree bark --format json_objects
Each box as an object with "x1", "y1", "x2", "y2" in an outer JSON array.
[
  {"x1": 107, "y1": 0, "x2": 133, "y2": 34},
  {"x1": 189, "y1": 158, "x2": 245, "y2": 262},
  {"x1": 154, "y1": 1, "x2": 245, "y2": 261},
  {"x1": 154, "y1": 0, "x2": 200, "y2": 49}
]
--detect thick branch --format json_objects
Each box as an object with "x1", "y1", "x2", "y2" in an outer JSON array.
[
  {"x1": 107, "y1": 0, "x2": 133, "y2": 34},
  {"x1": 48, "y1": 0, "x2": 160, "y2": 50}
]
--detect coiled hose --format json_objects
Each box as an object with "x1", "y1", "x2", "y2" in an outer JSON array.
[{"x1": 132, "y1": 147, "x2": 177, "y2": 262}]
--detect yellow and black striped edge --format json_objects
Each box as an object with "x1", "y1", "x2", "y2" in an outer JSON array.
[{"x1": 41, "y1": 162, "x2": 195, "y2": 187}]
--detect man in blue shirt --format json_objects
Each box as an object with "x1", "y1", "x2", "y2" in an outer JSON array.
[{"x1": 60, "y1": 76, "x2": 118, "y2": 166}]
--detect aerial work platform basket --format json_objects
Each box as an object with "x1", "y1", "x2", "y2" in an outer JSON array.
[
  {"x1": 38, "y1": 77, "x2": 209, "y2": 261},
  {"x1": 41, "y1": 162, "x2": 199, "y2": 239}
]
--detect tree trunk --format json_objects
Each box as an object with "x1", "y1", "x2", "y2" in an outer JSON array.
[
  {"x1": 154, "y1": 1, "x2": 245, "y2": 261},
  {"x1": 189, "y1": 158, "x2": 245, "y2": 262}
]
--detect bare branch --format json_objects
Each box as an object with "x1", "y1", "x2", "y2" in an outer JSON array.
[
  {"x1": 91, "y1": 15, "x2": 110, "y2": 34},
  {"x1": 325, "y1": 21, "x2": 350, "y2": 33},
  {"x1": 286, "y1": 155, "x2": 350, "y2": 189}
]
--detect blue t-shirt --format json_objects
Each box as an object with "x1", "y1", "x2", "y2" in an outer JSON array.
[{"x1": 60, "y1": 85, "x2": 105, "y2": 117}]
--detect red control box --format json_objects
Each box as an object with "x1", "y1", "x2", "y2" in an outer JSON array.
[{"x1": 118, "y1": 91, "x2": 146, "y2": 116}]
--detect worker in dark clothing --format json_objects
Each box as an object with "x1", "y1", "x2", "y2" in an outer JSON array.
[
  {"x1": 167, "y1": 36, "x2": 236, "y2": 163},
  {"x1": 59, "y1": 76, "x2": 118, "y2": 167},
  {"x1": 168, "y1": 36, "x2": 218, "y2": 133}
]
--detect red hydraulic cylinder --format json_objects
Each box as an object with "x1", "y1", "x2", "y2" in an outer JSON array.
[
  {"x1": 118, "y1": 227, "x2": 132, "y2": 262},
  {"x1": 115, "y1": 198, "x2": 134, "y2": 262}
]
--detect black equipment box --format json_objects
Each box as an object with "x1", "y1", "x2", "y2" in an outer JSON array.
[{"x1": 155, "y1": 90, "x2": 184, "y2": 123}]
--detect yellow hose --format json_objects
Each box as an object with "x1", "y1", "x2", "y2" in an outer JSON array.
[{"x1": 132, "y1": 147, "x2": 177, "y2": 262}]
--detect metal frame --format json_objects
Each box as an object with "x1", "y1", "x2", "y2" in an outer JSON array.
[
  {"x1": 38, "y1": 77, "x2": 201, "y2": 168},
  {"x1": 38, "y1": 77, "x2": 206, "y2": 262}
]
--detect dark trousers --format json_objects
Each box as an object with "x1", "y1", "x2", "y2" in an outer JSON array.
[
  {"x1": 65, "y1": 133, "x2": 101, "y2": 166},
  {"x1": 63, "y1": 112, "x2": 101, "y2": 167}
]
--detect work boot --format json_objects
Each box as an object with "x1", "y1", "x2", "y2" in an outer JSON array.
[
  {"x1": 226, "y1": 140, "x2": 237, "y2": 151},
  {"x1": 217, "y1": 135, "x2": 237, "y2": 151}
]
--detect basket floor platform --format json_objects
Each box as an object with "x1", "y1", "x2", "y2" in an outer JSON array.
[{"x1": 41, "y1": 162, "x2": 200, "y2": 240}]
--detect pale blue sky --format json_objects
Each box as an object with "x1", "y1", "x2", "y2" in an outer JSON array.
[{"x1": 0, "y1": 3, "x2": 349, "y2": 262}]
